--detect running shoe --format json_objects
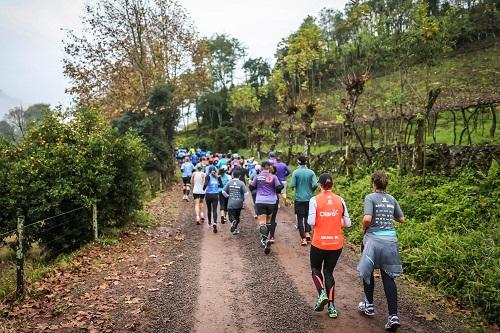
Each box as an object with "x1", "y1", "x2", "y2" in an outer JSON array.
[
  {"x1": 328, "y1": 305, "x2": 338, "y2": 318},
  {"x1": 230, "y1": 222, "x2": 236, "y2": 233},
  {"x1": 269, "y1": 236, "x2": 275, "y2": 243},
  {"x1": 200, "y1": 217, "x2": 205, "y2": 223},
  {"x1": 264, "y1": 239, "x2": 272, "y2": 255},
  {"x1": 384, "y1": 315, "x2": 401, "y2": 331},
  {"x1": 232, "y1": 228, "x2": 240, "y2": 235},
  {"x1": 358, "y1": 301, "x2": 375, "y2": 316},
  {"x1": 196, "y1": 221, "x2": 200, "y2": 225},
  {"x1": 260, "y1": 237, "x2": 266, "y2": 248},
  {"x1": 254, "y1": 215, "x2": 258, "y2": 219},
  {"x1": 213, "y1": 224, "x2": 217, "y2": 234},
  {"x1": 221, "y1": 216, "x2": 226, "y2": 224},
  {"x1": 314, "y1": 290, "x2": 328, "y2": 312},
  {"x1": 305, "y1": 232, "x2": 311, "y2": 241},
  {"x1": 301, "y1": 238, "x2": 308, "y2": 246}
]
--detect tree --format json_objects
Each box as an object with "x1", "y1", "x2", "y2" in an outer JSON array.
[
  {"x1": 205, "y1": 34, "x2": 246, "y2": 91},
  {"x1": 0, "y1": 120, "x2": 15, "y2": 141},
  {"x1": 63, "y1": 0, "x2": 201, "y2": 117},
  {"x1": 228, "y1": 84, "x2": 260, "y2": 131},
  {"x1": 243, "y1": 57, "x2": 271, "y2": 91},
  {"x1": 5, "y1": 103, "x2": 49, "y2": 139}
]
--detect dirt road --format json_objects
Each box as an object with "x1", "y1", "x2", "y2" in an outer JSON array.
[
  {"x1": 146, "y1": 194, "x2": 461, "y2": 333},
  {"x1": 0, "y1": 187, "x2": 469, "y2": 332}
]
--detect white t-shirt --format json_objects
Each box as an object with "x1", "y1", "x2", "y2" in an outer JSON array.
[{"x1": 192, "y1": 171, "x2": 206, "y2": 194}]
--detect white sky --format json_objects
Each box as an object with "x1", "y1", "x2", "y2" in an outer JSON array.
[{"x1": 0, "y1": 0, "x2": 346, "y2": 113}]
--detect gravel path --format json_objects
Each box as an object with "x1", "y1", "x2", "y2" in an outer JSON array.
[{"x1": 147, "y1": 192, "x2": 468, "y2": 333}]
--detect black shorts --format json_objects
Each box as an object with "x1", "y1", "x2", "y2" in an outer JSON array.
[
  {"x1": 295, "y1": 201, "x2": 309, "y2": 216},
  {"x1": 219, "y1": 193, "x2": 228, "y2": 210},
  {"x1": 255, "y1": 203, "x2": 276, "y2": 216},
  {"x1": 182, "y1": 176, "x2": 191, "y2": 185},
  {"x1": 193, "y1": 193, "x2": 205, "y2": 200}
]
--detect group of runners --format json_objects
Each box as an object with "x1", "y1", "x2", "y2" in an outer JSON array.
[{"x1": 179, "y1": 150, "x2": 405, "y2": 332}]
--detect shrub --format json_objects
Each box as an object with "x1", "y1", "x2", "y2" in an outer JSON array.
[
  {"x1": 0, "y1": 108, "x2": 148, "y2": 256},
  {"x1": 210, "y1": 126, "x2": 247, "y2": 152}
]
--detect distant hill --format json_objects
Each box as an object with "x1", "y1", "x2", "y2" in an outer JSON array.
[{"x1": 0, "y1": 90, "x2": 21, "y2": 118}]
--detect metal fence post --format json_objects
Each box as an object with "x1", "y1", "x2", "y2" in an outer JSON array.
[
  {"x1": 92, "y1": 204, "x2": 98, "y2": 241},
  {"x1": 16, "y1": 216, "x2": 25, "y2": 297}
]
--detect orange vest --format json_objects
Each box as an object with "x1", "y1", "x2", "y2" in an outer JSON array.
[{"x1": 311, "y1": 191, "x2": 344, "y2": 251}]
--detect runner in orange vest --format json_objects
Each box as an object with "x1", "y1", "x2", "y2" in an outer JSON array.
[{"x1": 307, "y1": 173, "x2": 351, "y2": 318}]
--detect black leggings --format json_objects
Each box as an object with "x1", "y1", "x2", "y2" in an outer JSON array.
[
  {"x1": 269, "y1": 200, "x2": 279, "y2": 238},
  {"x1": 295, "y1": 201, "x2": 311, "y2": 238},
  {"x1": 228, "y1": 208, "x2": 242, "y2": 227},
  {"x1": 310, "y1": 245, "x2": 342, "y2": 305},
  {"x1": 363, "y1": 269, "x2": 398, "y2": 316},
  {"x1": 205, "y1": 194, "x2": 219, "y2": 224}
]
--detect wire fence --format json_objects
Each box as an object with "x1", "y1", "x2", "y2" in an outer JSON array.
[{"x1": 0, "y1": 204, "x2": 98, "y2": 297}]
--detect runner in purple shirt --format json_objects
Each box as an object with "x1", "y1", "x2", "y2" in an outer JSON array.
[
  {"x1": 249, "y1": 160, "x2": 283, "y2": 254},
  {"x1": 273, "y1": 156, "x2": 291, "y2": 202}
]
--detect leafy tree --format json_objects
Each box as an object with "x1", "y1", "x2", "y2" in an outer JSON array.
[
  {"x1": 205, "y1": 34, "x2": 246, "y2": 90},
  {"x1": 63, "y1": 0, "x2": 202, "y2": 117},
  {"x1": 228, "y1": 84, "x2": 260, "y2": 131},
  {"x1": 0, "y1": 120, "x2": 15, "y2": 141},
  {"x1": 243, "y1": 57, "x2": 271, "y2": 91}
]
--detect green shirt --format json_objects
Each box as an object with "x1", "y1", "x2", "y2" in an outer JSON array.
[{"x1": 290, "y1": 165, "x2": 318, "y2": 202}]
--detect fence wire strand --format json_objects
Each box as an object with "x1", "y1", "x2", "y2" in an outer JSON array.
[{"x1": 23, "y1": 207, "x2": 85, "y2": 229}]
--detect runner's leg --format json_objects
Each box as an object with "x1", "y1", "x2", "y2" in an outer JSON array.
[
  {"x1": 381, "y1": 270, "x2": 398, "y2": 316},
  {"x1": 194, "y1": 197, "x2": 200, "y2": 222},
  {"x1": 323, "y1": 249, "x2": 342, "y2": 306},
  {"x1": 363, "y1": 272, "x2": 375, "y2": 304},
  {"x1": 310, "y1": 246, "x2": 325, "y2": 294},
  {"x1": 269, "y1": 201, "x2": 278, "y2": 238}
]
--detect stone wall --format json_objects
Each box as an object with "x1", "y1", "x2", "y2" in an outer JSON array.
[{"x1": 287, "y1": 144, "x2": 500, "y2": 175}]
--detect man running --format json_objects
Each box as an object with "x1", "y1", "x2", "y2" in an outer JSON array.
[
  {"x1": 249, "y1": 161, "x2": 283, "y2": 254},
  {"x1": 308, "y1": 173, "x2": 351, "y2": 318},
  {"x1": 222, "y1": 168, "x2": 248, "y2": 235},
  {"x1": 268, "y1": 165, "x2": 283, "y2": 243},
  {"x1": 203, "y1": 165, "x2": 222, "y2": 233},
  {"x1": 273, "y1": 156, "x2": 291, "y2": 204},
  {"x1": 358, "y1": 171, "x2": 405, "y2": 331},
  {"x1": 290, "y1": 155, "x2": 318, "y2": 246},
  {"x1": 180, "y1": 157, "x2": 195, "y2": 202},
  {"x1": 191, "y1": 163, "x2": 206, "y2": 224}
]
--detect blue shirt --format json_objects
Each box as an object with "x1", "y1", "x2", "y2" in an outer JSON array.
[
  {"x1": 218, "y1": 174, "x2": 232, "y2": 193},
  {"x1": 206, "y1": 174, "x2": 220, "y2": 194},
  {"x1": 181, "y1": 162, "x2": 194, "y2": 177}
]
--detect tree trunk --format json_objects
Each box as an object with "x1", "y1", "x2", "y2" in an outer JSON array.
[
  {"x1": 451, "y1": 110, "x2": 457, "y2": 145},
  {"x1": 490, "y1": 104, "x2": 496, "y2": 137}
]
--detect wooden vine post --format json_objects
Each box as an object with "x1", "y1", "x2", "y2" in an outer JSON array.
[
  {"x1": 16, "y1": 215, "x2": 25, "y2": 297},
  {"x1": 92, "y1": 204, "x2": 98, "y2": 241}
]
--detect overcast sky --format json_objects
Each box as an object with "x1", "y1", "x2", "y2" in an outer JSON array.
[{"x1": 0, "y1": 0, "x2": 346, "y2": 114}]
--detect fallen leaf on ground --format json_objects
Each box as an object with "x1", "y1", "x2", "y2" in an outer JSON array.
[
  {"x1": 148, "y1": 288, "x2": 160, "y2": 292},
  {"x1": 416, "y1": 312, "x2": 438, "y2": 321}
]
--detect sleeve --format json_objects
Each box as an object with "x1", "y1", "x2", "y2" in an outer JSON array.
[
  {"x1": 290, "y1": 171, "x2": 296, "y2": 188},
  {"x1": 341, "y1": 198, "x2": 352, "y2": 227},
  {"x1": 222, "y1": 182, "x2": 230, "y2": 198},
  {"x1": 307, "y1": 197, "x2": 317, "y2": 227},
  {"x1": 241, "y1": 182, "x2": 248, "y2": 195},
  {"x1": 363, "y1": 195, "x2": 374, "y2": 216},
  {"x1": 393, "y1": 198, "x2": 404, "y2": 220},
  {"x1": 311, "y1": 172, "x2": 318, "y2": 190},
  {"x1": 180, "y1": 164, "x2": 184, "y2": 172}
]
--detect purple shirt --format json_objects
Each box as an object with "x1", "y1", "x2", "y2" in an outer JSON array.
[
  {"x1": 273, "y1": 162, "x2": 290, "y2": 181},
  {"x1": 251, "y1": 171, "x2": 280, "y2": 204}
]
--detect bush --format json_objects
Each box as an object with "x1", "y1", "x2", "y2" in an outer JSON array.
[
  {"x1": 210, "y1": 126, "x2": 247, "y2": 152},
  {"x1": 0, "y1": 108, "x2": 148, "y2": 256}
]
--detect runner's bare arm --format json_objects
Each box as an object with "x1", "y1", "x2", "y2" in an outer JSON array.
[{"x1": 362, "y1": 215, "x2": 372, "y2": 234}]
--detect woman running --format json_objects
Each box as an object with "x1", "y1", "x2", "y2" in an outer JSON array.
[
  {"x1": 191, "y1": 163, "x2": 206, "y2": 224},
  {"x1": 308, "y1": 173, "x2": 351, "y2": 318},
  {"x1": 249, "y1": 160, "x2": 283, "y2": 254},
  {"x1": 218, "y1": 165, "x2": 232, "y2": 224},
  {"x1": 357, "y1": 171, "x2": 405, "y2": 331},
  {"x1": 268, "y1": 165, "x2": 283, "y2": 243},
  {"x1": 204, "y1": 165, "x2": 222, "y2": 233}
]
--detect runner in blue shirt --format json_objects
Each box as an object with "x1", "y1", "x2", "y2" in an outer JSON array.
[{"x1": 180, "y1": 158, "x2": 195, "y2": 202}]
